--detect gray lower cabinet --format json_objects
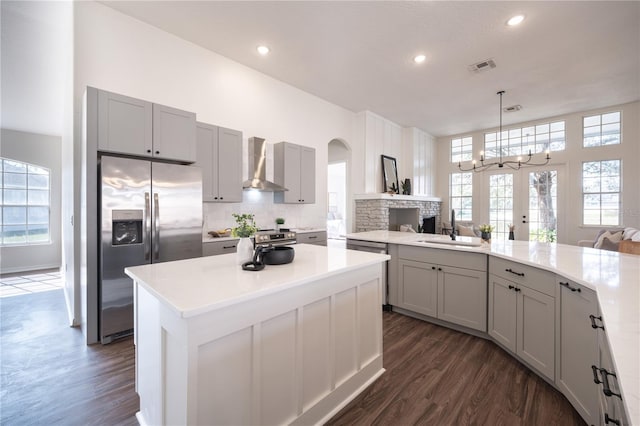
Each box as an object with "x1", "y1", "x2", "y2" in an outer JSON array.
[
  {"x1": 203, "y1": 239, "x2": 239, "y2": 256},
  {"x1": 92, "y1": 87, "x2": 196, "y2": 163},
  {"x1": 195, "y1": 123, "x2": 243, "y2": 202},
  {"x1": 393, "y1": 246, "x2": 487, "y2": 332},
  {"x1": 273, "y1": 142, "x2": 315, "y2": 204},
  {"x1": 488, "y1": 258, "x2": 556, "y2": 381},
  {"x1": 556, "y1": 277, "x2": 599, "y2": 425},
  {"x1": 297, "y1": 231, "x2": 327, "y2": 246}
]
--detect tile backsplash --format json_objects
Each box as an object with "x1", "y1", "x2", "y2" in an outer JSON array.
[{"x1": 203, "y1": 191, "x2": 325, "y2": 233}]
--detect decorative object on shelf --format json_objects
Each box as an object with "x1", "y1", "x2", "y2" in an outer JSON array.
[
  {"x1": 381, "y1": 155, "x2": 399, "y2": 194},
  {"x1": 508, "y1": 224, "x2": 515, "y2": 240},
  {"x1": 479, "y1": 224, "x2": 494, "y2": 242},
  {"x1": 275, "y1": 217, "x2": 285, "y2": 231},
  {"x1": 232, "y1": 213, "x2": 258, "y2": 264},
  {"x1": 401, "y1": 178, "x2": 412, "y2": 195},
  {"x1": 458, "y1": 91, "x2": 550, "y2": 172}
]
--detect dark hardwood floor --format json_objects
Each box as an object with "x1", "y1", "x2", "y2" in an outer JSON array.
[
  {"x1": 0, "y1": 290, "x2": 584, "y2": 425},
  {"x1": 0, "y1": 289, "x2": 138, "y2": 426},
  {"x1": 328, "y1": 312, "x2": 585, "y2": 426}
]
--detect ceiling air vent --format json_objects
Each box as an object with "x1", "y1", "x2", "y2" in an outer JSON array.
[
  {"x1": 503, "y1": 105, "x2": 522, "y2": 112},
  {"x1": 468, "y1": 58, "x2": 496, "y2": 73}
]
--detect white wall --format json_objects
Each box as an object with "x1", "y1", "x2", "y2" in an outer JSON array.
[
  {"x1": 435, "y1": 101, "x2": 640, "y2": 244},
  {"x1": 404, "y1": 127, "x2": 436, "y2": 196},
  {"x1": 73, "y1": 1, "x2": 362, "y2": 340},
  {"x1": 0, "y1": 129, "x2": 62, "y2": 273}
]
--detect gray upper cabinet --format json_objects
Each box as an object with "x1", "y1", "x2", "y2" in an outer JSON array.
[
  {"x1": 94, "y1": 88, "x2": 196, "y2": 163},
  {"x1": 97, "y1": 90, "x2": 153, "y2": 157},
  {"x1": 274, "y1": 142, "x2": 315, "y2": 204},
  {"x1": 152, "y1": 104, "x2": 196, "y2": 163},
  {"x1": 195, "y1": 122, "x2": 243, "y2": 203}
]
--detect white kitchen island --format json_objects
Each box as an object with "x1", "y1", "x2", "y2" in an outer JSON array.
[{"x1": 125, "y1": 244, "x2": 389, "y2": 426}]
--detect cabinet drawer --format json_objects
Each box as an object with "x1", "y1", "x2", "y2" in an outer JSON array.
[
  {"x1": 203, "y1": 239, "x2": 239, "y2": 256},
  {"x1": 489, "y1": 256, "x2": 555, "y2": 296},
  {"x1": 297, "y1": 231, "x2": 327, "y2": 245},
  {"x1": 398, "y1": 245, "x2": 486, "y2": 271}
]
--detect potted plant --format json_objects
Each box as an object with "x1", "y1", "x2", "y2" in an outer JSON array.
[
  {"x1": 479, "y1": 224, "x2": 494, "y2": 242},
  {"x1": 275, "y1": 217, "x2": 285, "y2": 231},
  {"x1": 232, "y1": 213, "x2": 258, "y2": 264}
]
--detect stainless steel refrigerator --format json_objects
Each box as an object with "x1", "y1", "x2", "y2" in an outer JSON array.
[{"x1": 99, "y1": 155, "x2": 202, "y2": 343}]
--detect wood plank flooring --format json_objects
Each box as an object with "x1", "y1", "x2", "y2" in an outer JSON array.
[
  {"x1": 327, "y1": 312, "x2": 585, "y2": 426},
  {"x1": 0, "y1": 289, "x2": 584, "y2": 425}
]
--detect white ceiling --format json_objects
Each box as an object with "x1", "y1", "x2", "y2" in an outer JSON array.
[{"x1": 101, "y1": 1, "x2": 640, "y2": 137}]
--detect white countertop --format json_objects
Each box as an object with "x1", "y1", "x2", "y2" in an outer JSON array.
[
  {"x1": 347, "y1": 230, "x2": 640, "y2": 424},
  {"x1": 125, "y1": 244, "x2": 389, "y2": 319}
]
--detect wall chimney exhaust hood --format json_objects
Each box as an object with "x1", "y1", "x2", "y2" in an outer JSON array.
[{"x1": 242, "y1": 137, "x2": 288, "y2": 192}]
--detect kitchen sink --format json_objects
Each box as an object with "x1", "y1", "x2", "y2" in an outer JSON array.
[{"x1": 416, "y1": 236, "x2": 483, "y2": 247}]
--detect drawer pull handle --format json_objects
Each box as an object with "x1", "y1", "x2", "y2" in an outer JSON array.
[
  {"x1": 559, "y1": 281, "x2": 581, "y2": 292},
  {"x1": 508, "y1": 285, "x2": 515, "y2": 290},
  {"x1": 308, "y1": 236, "x2": 317, "y2": 239},
  {"x1": 515, "y1": 287, "x2": 521, "y2": 292},
  {"x1": 589, "y1": 314, "x2": 605, "y2": 330},
  {"x1": 223, "y1": 245, "x2": 237, "y2": 249},
  {"x1": 592, "y1": 365, "x2": 622, "y2": 399},
  {"x1": 605, "y1": 413, "x2": 621, "y2": 425},
  {"x1": 505, "y1": 268, "x2": 524, "y2": 277}
]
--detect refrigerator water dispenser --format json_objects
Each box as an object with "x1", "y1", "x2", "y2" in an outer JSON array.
[{"x1": 112, "y1": 209, "x2": 143, "y2": 246}]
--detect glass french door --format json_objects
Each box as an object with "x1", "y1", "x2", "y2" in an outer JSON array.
[{"x1": 486, "y1": 166, "x2": 563, "y2": 242}]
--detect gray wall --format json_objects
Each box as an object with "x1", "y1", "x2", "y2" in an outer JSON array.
[{"x1": 0, "y1": 128, "x2": 62, "y2": 273}]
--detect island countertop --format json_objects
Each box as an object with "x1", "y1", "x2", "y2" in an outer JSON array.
[
  {"x1": 347, "y1": 230, "x2": 640, "y2": 424},
  {"x1": 125, "y1": 243, "x2": 389, "y2": 319}
]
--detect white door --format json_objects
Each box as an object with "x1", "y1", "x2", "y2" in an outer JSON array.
[{"x1": 485, "y1": 165, "x2": 564, "y2": 242}]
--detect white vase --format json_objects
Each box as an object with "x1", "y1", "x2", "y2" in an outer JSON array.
[{"x1": 236, "y1": 237, "x2": 254, "y2": 265}]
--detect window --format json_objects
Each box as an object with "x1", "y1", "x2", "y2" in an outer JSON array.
[
  {"x1": 583, "y1": 112, "x2": 621, "y2": 147},
  {"x1": 1, "y1": 158, "x2": 51, "y2": 245},
  {"x1": 449, "y1": 172, "x2": 472, "y2": 221},
  {"x1": 582, "y1": 160, "x2": 621, "y2": 226},
  {"x1": 489, "y1": 173, "x2": 513, "y2": 241},
  {"x1": 451, "y1": 136, "x2": 472, "y2": 163},
  {"x1": 484, "y1": 121, "x2": 565, "y2": 159}
]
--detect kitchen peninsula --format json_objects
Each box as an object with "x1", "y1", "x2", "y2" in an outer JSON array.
[
  {"x1": 125, "y1": 244, "x2": 389, "y2": 426},
  {"x1": 347, "y1": 230, "x2": 640, "y2": 425}
]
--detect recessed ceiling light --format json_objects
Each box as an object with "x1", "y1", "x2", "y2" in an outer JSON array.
[
  {"x1": 507, "y1": 15, "x2": 525, "y2": 26},
  {"x1": 413, "y1": 54, "x2": 426, "y2": 64},
  {"x1": 257, "y1": 45, "x2": 270, "y2": 56}
]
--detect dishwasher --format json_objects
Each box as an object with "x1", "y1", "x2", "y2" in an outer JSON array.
[{"x1": 346, "y1": 239, "x2": 391, "y2": 310}]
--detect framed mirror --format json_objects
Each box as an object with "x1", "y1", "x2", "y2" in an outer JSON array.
[{"x1": 381, "y1": 155, "x2": 399, "y2": 193}]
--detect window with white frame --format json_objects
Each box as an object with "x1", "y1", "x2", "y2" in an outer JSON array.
[
  {"x1": 582, "y1": 160, "x2": 621, "y2": 226},
  {"x1": 449, "y1": 172, "x2": 473, "y2": 221},
  {"x1": 488, "y1": 173, "x2": 514, "y2": 241},
  {"x1": 1, "y1": 158, "x2": 51, "y2": 245},
  {"x1": 583, "y1": 112, "x2": 621, "y2": 147},
  {"x1": 451, "y1": 136, "x2": 473, "y2": 163},
  {"x1": 484, "y1": 121, "x2": 565, "y2": 159}
]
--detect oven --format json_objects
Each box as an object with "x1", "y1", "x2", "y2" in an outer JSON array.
[{"x1": 254, "y1": 230, "x2": 297, "y2": 247}]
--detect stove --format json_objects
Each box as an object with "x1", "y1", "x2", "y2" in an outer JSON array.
[{"x1": 254, "y1": 230, "x2": 297, "y2": 247}]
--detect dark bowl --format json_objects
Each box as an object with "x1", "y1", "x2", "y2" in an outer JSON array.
[{"x1": 263, "y1": 246, "x2": 295, "y2": 265}]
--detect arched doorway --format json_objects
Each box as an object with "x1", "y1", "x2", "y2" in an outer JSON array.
[{"x1": 327, "y1": 139, "x2": 350, "y2": 241}]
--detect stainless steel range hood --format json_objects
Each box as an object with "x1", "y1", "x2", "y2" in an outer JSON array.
[{"x1": 242, "y1": 137, "x2": 288, "y2": 192}]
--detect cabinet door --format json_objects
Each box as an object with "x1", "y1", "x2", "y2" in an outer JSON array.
[
  {"x1": 517, "y1": 285, "x2": 555, "y2": 380},
  {"x1": 300, "y1": 147, "x2": 315, "y2": 204},
  {"x1": 283, "y1": 143, "x2": 301, "y2": 203},
  {"x1": 97, "y1": 90, "x2": 152, "y2": 156},
  {"x1": 216, "y1": 127, "x2": 243, "y2": 202},
  {"x1": 195, "y1": 123, "x2": 217, "y2": 202},
  {"x1": 152, "y1": 104, "x2": 196, "y2": 163},
  {"x1": 437, "y1": 266, "x2": 487, "y2": 332},
  {"x1": 557, "y1": 279, "x2": 599, "y2": 425},
  {"x1": 397, "y1": 259, "x2": 437, "y2": 317},
  {"x1": 488, "y1": 274, "x2": 517, "y2": 353}
]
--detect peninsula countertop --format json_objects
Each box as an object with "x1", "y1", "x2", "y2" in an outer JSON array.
[
  {"x1": 125, "y1": 243, "x2": 389, "y2": 319},
  {"x1": 347, "y1": 230, "x2": 640, "y2": 424}
]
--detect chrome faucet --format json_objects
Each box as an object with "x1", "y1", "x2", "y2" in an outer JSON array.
[{"x1": 450, "y1": 209, "x2": 457, "y2": 240}]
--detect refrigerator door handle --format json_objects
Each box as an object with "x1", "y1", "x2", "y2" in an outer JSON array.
[
  {"x1": 144, "y1": 192, "x2": 151, "y2": 261},
  {"x1": 154, "y1": 192, "x2": 160, "y2": 260}
]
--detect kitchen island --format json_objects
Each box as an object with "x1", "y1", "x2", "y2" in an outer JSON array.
[
  {"x1": 125, "y1": 244, "x2": 389, "y2": 426},
  {"x1": 347, "y1": 230, "x2": 640, "y2": 425}
]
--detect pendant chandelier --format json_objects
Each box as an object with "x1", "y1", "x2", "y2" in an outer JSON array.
[{"x1": 458, "y1": 90, "x2": 550, "y2": 172}]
